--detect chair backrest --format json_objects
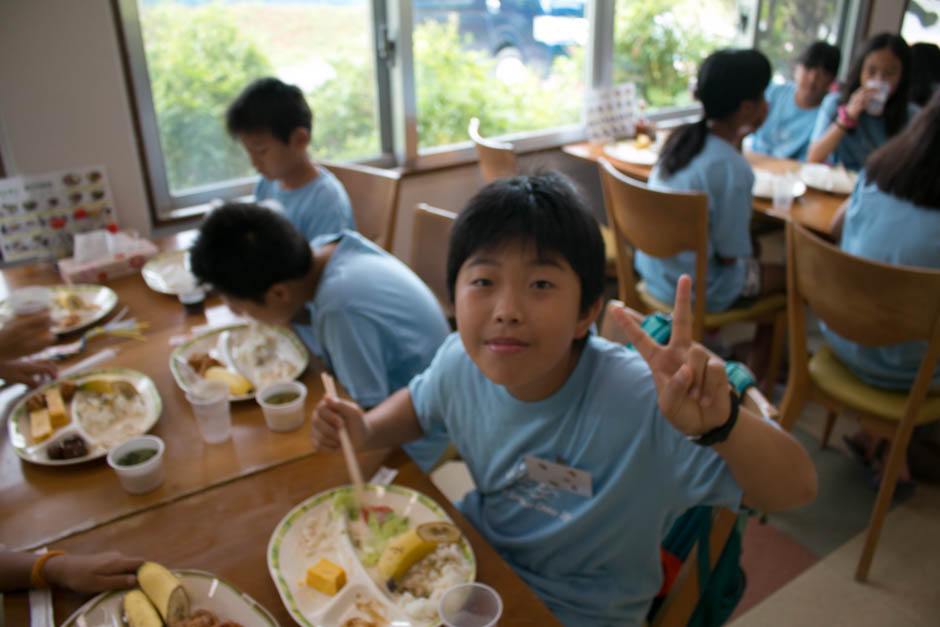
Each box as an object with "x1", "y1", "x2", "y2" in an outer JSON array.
[
  {"x1": 468, "y1": 117, "x2": 517, "y2": 183},
  {"x1": 320, "y1": 161, "x2": 401, "y2": 251},
  {"x1": 410, "y1": 203, "x2": 457, "y2": 320},
  {"x1": 598, "y1": 158, "x2": 710, "y2": 340},
  {"x1": 786, "y1": 221, "x2": 940, "y2": 403}
]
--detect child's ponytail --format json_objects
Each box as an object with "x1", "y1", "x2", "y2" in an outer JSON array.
[{"x1": 658, "y1": 119, "x2": 709, "y2": 178}]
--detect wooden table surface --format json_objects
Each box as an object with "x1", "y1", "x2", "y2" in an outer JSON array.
[
  {"x1": 562, "y1": 141, "x2": 847, "y2": 236},
  {"x1": 1, "y1": 232, "x2": 560, "y2": 625}
]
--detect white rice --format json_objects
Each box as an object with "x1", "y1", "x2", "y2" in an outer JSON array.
[
  {"x1": 73, "y1": 388, "x2": 149, "y2": 448},
  {"x1": 393, "y1": 543, "x2": 473, "y2": 624}
]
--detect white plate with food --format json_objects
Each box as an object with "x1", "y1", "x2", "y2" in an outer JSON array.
[
  {"x1": 752, "y1": 168, "x2": 807, "y2": 200},
  {"x1": 603, "y1": 134, "x2": 660, "y2": 166},
  {"x1": 268, "y1": 484, "x2": 476, "y2": 627},
  {"x1": 141, "y1": 249, "x2": 199, "y2": 295},
  {"x1": 62, "y1": 568, "x2": 279, "y2": 627},
  {"x1": 169, "y1": 323, "x2": 308, "y2": 401},
  {"x1": 7, "y1": 368, "x2": 161, "y2": 465},
  {"x1": 799, "y1": 163, "x2": 859, "y2": 195},
  {"x1": 0, "y1": 284, "x2": 117, "y2": 335}
]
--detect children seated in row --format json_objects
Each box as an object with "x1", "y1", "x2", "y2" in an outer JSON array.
[
  {"x1": 749, "y1": 41, "x2": 841, "y2": 161},
  {"x1": 226, "y1": 78, "x2": 355, "y2": 242},
  {"x1": 826, "y1": 90, "x2": 940, "y2": 487},
  {"x1": 635, "y1": 48, "x2": 784, "y2": 379},
  {"x1": 189, "y1": 204, "x2": 453, "y2": 472},
  {"x1": 310, "y1": 172, "x2": 817, "y2": 626},
  {"x1": 808, "y1": 33, "x2": 917, "y2": 170}
]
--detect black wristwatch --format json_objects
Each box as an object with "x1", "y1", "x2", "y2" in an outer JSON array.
[{"x1": 690, "y1": 389, "x2": 740, "y2": 446}]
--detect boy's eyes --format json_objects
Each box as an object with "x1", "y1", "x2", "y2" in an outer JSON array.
[
  {"x1": 531, "y1": 280, "x2": 554, "y2": 289},
  {"x1": 470, "y1": 277, "x2": 493, "y2": 287}
]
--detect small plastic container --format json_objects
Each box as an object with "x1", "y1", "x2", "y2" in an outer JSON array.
[
  {"x1": 107, "y1": 435, "x2": 166, "y2": 494},
  {"x1": 439, "y1": 582, "x2": 503, "y2": 627},
  {"x1": 178, "y1": 287, "x2": 206, "y2": 315},
  {"x1": 256, "y1": 380, "x2": 307, "y2": 432},
  {"x1": 186, "y1": 379, "x2": 232, "y2": 443}
]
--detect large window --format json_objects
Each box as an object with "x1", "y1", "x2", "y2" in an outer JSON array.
[
  {"x1": 902, "y1": 0, "x2": 940, "y2": 46},
  {"x1": 755, "y1": 0, "x2": 843, "y2": 82}
]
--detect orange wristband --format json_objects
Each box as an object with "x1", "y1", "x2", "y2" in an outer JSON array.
[{"x1": 30, "y1": 550, "x2": 66, "y2": 589}]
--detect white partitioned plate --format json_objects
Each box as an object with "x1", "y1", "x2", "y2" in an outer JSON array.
[
  {"x1": 799, "y1": 163, "x2": 859, "y2": 195},
  {"x1": 752, "y1": 168, "x2": 807, "y2": 200},
  {"x1": 603, "y1": 139, "x2": 659, "y2": 165}
]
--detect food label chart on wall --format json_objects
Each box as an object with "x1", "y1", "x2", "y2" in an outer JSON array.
[{"x1": 0, "y1": 166, "x2": 117, "y2": 263}]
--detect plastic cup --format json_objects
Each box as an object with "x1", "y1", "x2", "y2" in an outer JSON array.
[
  {"x1": 439, "y1": 583, "x2": 503, "y2": 627},
  {"x1": 185, "y1": 379, "x2": 232, "y2": 443},
  {"x1": 772, "y1": 174, "x2": 794, "y2": 212},
  {"x1": 256, "y1": 380, "x2": 307, "y2": 432},
  {"x1": 865, "y1": 79, "x2": 890, "y2": 116},
  {"x1": 106, "y1": 435, "x2": 165, "y2": 494},
  {"x1": 9, "y1": 286, "x2": 52, "y2": 315}
]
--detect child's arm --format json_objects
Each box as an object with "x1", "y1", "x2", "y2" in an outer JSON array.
[
  {"x1": 311, "y1": 387, "x2": 424, "y2": 453},
  {"x1": 608, "y1": 275, "x2": 817, "y2": 512}
]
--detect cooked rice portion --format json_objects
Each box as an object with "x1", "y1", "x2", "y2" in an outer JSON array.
[
  {"x1": 394, "y1": 543, "x2": 473, "y2": 624},
  {"x1": 73, "y1": 387, "x2": 149, "y2": 448}
]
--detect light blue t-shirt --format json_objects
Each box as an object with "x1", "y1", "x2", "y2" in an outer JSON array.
[
  {"x1": 636, "y1": 134, "x2": 753, "y2": 312},
  {"x1": 749, "y1": 83, "x2": 820, "y2": 161},
  {"x1": 254, "y1": 166, "x2": 355, "y2": 242},
  {"x1": 810, "y1": 93, "x2": 919, "y2": 171},
  {"x1": 410, "y1": 333, "x2": 742, "y2": 626},
  {"x1": 291, "y1": 230, "x2": 451, "y2": 471},
  {"x1": 821, "y1": 171, "x2": 940, "y2": 390}
]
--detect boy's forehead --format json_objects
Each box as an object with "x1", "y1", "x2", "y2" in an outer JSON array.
[
  {"x1": 238, "y1": 130, "x2": 279, "y2": 146},
  {"x1": 464, "y1": 238, "x2": 570, "y2": 268}
]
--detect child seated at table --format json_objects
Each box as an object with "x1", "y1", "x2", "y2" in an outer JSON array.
[
  {"x1": 226, "y1": 77, "x2": 355, "y2": 242},
  {"x1": 807, "y1": 33, "x2": 917, "y2": 171},
  {"x1": 189, "y1": 203, "x2": 452, "y2": 471},
  {"x1": 310, "y1": 172, "x2": 817, "y2": 626},
  {"x1": 825, "y1": 90, "x2": 940, "y2": 487},
  {"x1": 748, "y1": 41, "x2": 840, "y2": 161}
]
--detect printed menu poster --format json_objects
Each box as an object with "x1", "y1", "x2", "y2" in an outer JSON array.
[
  {"x1": 584, "y1": 82, "x2": 638, "y2": 144},
  {"x1": 0, "y1": 166, "x2": 117, "y2": 262}
]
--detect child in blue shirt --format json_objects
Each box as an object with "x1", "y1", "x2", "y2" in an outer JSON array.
[
  {"x1": 749, "y1": 41, "x2": 840, "y2": 161},
  {"x1": 189, "y1": 203, "x2": 452, "y2": 471},
  {"x1": 808, "y1": 33, "x2": 917, "y2": 171},
  {"x1": 311, "y1": 173, "x2": 817, "y2": 625},
  {"x1": 226, "y1": 78, "x2": 355, "y2": 241}
]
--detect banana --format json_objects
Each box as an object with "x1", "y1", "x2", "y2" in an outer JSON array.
[
  {"x1": 137, "y1": 561, "x2": 190, "y2": 626},
  {"x1": 123, "y1": 589, "x2": 162, "y2": 627},
  {"x1": 203, "y1": 366, "x2": 253, "y2": 395},
  {"x1": 377, "y1": 522, "x2": 461, "y2": 583}
]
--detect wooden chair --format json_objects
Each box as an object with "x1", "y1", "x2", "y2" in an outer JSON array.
[
  {"x1": 320, "y1": 161, "x2": 401, "y2": 252},
  {"x1": 600, "y1": 301, "x2": 773, "y2": 626},
  {"x1": 467, "y1": 117, "x2": 517, "y2": 182},
  {"x1": 598, "y1": 158, "x2": 787, "y2": 395},
  {"x1": 409, "y1": 203, "x2": 457, "y2": 323},
  {"x1": 779, "y1": 222, "x2": 940, "y2": 582}
]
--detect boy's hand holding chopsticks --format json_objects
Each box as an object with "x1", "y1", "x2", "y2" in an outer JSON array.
[{"x1": 311, "y1": 373, "x2": 371, "y2": 452}]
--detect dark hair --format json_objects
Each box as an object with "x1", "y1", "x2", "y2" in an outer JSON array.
[
  {"x1": 658, "y1": 49, "x2": 771, "y2": 177},
  {"x1": 909, "y1": 42, "x2": 940, "y2": 107},
  {"x1": 225, "y1": 77, "x2": 312, "y2": 144},
  {"x1": 190, "y1": 203, "x2": 313, "y2": 302},
  {"x1": 865, "y1": 89, "x2": 940, "y2": 210},
  {"x1": 797, "y1": 41, "x2": 841, "y2": 76},
  {"x1": 838, "y1": 33, "x2": 911, "y2": 136},
  {"x1": 445, "y1": 172, "x2": 605, "y2": 315}
]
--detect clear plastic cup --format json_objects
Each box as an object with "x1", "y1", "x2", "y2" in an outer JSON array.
[
  {"x1": 865, "y1": 79, "x2": 891, "y2": 116},
  {"x1": 439, "y1": 582, "x2": 503, "y2": 627},
  {"x1": 185, "y1": 379, "x2": 232, "y2": 443},
  {"x1": 9, "y1": 286, "x2": 52, "y2": 315},
  {"x1": 256, "y1": 380, "x2": 307, "y2": 432},
  {"x1": 106, "y1": 435, "x2": 165, "y2": 494},
  {"x1": 772, "y1": 174, "x2": 794, "y2": 212}
]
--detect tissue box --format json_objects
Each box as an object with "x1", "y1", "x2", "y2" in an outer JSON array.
[{"x1": 58, "y1": 238, "x2": 160, "y2": 284}]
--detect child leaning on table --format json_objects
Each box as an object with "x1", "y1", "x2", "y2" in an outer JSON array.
[
  {"x1": 226, "y1": 77, "x2": 354, "y2": 242},
  {"x1": 311, "y1": 172, "x2": 817, "y2": 626}
]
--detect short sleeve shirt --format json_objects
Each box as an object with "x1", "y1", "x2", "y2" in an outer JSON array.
[
  {"x1": 749, "y1": 83, "x2": 820, "y2": 161},
  {"x1": 254, "y1": 166, "x2": 355, "y2": 242},
  {"x1": 635, "y1": 134, "x2": 754, "y2": 312},
  {"x1": 409, "y1": 334, "x2": 742, "y2": 626}
]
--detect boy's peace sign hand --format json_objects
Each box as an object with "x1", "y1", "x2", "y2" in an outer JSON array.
[{"x1": 608, "y1": 275, "x2": 731, "y2": 437}]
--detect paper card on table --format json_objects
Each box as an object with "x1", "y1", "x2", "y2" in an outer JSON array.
[{"x1": 525, "y1": 454, "x2": 593, "y2": 497}]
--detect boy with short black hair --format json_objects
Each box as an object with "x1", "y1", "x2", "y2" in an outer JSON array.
[
  {"x1": 311, "y1": 172, "x2": 817, "y2": 625},
  {"x1": 226, "y1": 77, "x2": 354, "y2": 241},
  {"x1": 190, "y1": 203, "x2": 451, "y2": 471}
]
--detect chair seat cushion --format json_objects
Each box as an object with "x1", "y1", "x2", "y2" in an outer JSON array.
[
  {"x1": 637, "y1": 282, "x2": 786, "y2": 326},
  {"x1": 809, "y1": 346, "x2": 940, "y2": 424}
]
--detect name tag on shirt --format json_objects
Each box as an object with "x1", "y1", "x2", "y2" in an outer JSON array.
[{"x1": 525, "y1": 455, "x2": 593, "y2": 497}]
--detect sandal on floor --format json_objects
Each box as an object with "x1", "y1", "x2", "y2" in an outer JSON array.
[{"x1": 843, "y1": 434, "x2": 872, "y2": 468}]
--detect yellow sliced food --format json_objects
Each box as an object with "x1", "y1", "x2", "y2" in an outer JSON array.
[
  {"x1": 203, "y1": 366, "x2": 253, "y2": 395},
  {"x1": 44, "y1": 388, "x2": 69, "y2": 428},
  {"x1": 378, "y1": 522, "x2": 460, "y2": 583},
  {"x1": 79, "y1": 379, "x2": 113, "y2": 395},
  {"x1": 29, "y1": 408, "x2": 52, "y2": 443},
  {"x1": 305, "y1": 557, "x2": 346, "y2": 595},
  {"x1": 634, "y1": 133, "x2": 652, "y2": 149},
  {"x1": 137, "y1": 562, "x2": 190, "y2": 627},
  {"x1": 123, "y1": 589, "x2": 162, "y2": 627}
]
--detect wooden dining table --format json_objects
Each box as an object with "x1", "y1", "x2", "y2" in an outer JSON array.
[
  {"x1": 562, "y1": 140, "x2": 848, "y2": 236},
  {"x1": 0, "y1": 232, "x2": 559, "y2": 625}
]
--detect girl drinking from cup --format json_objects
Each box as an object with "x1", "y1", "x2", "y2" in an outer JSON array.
[{"x1": 807, "y1": 33, "x2": 916, "y2": 171}]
